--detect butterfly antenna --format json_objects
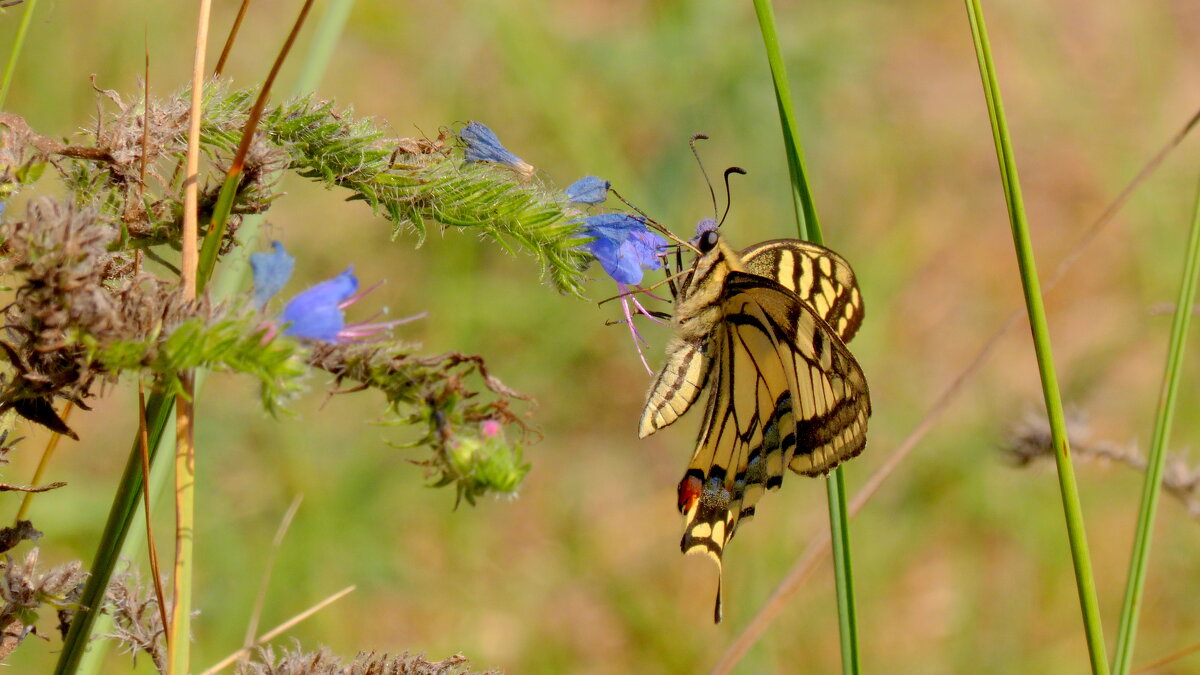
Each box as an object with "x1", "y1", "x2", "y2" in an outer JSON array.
[
  {"x1": 690, "y1": 133, "x2": 719, "y2": 222},
  {"x1": 719, "y1": 166, "x2": 747, "y2": 227},
  {"x1": 610, "y1": 188, "x2": 698, "y2": 253}
]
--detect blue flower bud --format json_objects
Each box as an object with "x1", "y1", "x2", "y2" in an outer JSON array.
[
  {"x1": 461, "y1": 121, "x2": 534, "y2": 176},
  {"x1": 565, "y1": 176, "x2": 610, "y2": 204},
  {"x1": 250, "y1": 241, "x2": 296, "y2": 309}
]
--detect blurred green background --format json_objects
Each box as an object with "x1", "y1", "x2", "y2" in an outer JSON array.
[{"x1": 3, "y1": 0, "x2": 1200, "y2": 672}]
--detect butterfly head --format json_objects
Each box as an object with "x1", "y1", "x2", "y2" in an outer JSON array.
[{"x1": 691, "y1": 217, "x2": 719, "y2": 250}]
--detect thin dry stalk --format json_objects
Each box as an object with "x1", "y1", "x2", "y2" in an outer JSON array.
[
  {"x1": 238, "y1": 495, "x2": 303, "y2": 666},
  {"x1": 227, "y1": 0, "x2": 314, "y2": 177},
  {"x1": 13, "y1": 401, "x2": 73, "y2": 523},
  {"x1": 138, "y1": 386, "x2": 170, "y2": 644},
  {"x1": 198, "y1": 585, "x2": 356, "y2": 675},
  {"x1": 214, "y1": 0, "x2": 254, "y2": 77},
  {"x1": 171, "y1": 1, "x2": 212, "y2": 672},
  {"x1": 1133, "y1": 639, "x2": 1200, "y2": 673},
  {"x1": 711, "y1": 103, "x2": 1200, "y2": 674}
]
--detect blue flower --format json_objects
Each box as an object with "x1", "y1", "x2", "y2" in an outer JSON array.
[
  {"x1": 281, "y1": 267, "x2": 358, "y2": 341},
  {"x1": 461, "y1": 121, "x2": 534, "y2": 177},
  {"x1": 579, "y1": 213, "x2": 667, "y2": 286},
  {"x1": 249, "y1": 241, "x2": 295, "y2": 309},
  {"x1": 251, "y1": 242, "x2": 424, "y2": 343},
  {"x1": 565, "y1": 176, "x2": 610, "y2": 204}
]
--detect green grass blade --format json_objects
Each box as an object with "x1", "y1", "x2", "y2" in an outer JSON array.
[
  {"x1": 751, "y1": 0, "x2": 821, "y2": 244},
  {"x1": 825, "y1": 466, "x2": 859, "y2": 673},
  {"x1": 0, "y1": 0, "x2": 40, "y2": 108},
  {"x1": 963, "y1": 1, "x2": 1109, "y2": 672},
  {"x1": 55, "y1": 392, "x2": 173, "y2": 675},
  {"x1": 1111, "y1": 174, "x2": 1200, "y2": 673},
  {"x1": 751, "y1": 2, "x2": 857, "y2": 672}
]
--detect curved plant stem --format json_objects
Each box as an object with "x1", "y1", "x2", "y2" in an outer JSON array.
[
  {"x1": 752, "y1": 1, "x2": 857, "y2": 673},
  {"x1": 138, "y1": 387, "x2": 170, "y2": 655},
  {"x1": 0, "y1": 0, "x2": 39, "y2": 108},
  {"x1": 1111, "y1": 173, "x2": 1200, "y2": 673},
  {"x1": 964, "y1": 1, "x2": 1108, "y2": 672},
  {"x1": 751, "y1": 0, "x2": 820, "y2": 243}
]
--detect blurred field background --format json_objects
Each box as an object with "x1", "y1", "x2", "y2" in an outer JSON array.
[{"x1": 3, "y1": 0, "x2": 1200, "y2": 672}]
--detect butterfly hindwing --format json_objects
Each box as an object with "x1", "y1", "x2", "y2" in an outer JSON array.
[
  {"x1": 677, "y1": 272, "x2": 869, "y2": 620},
  {"x1": 740, "y1": 239, "x2": 865, "y2": 343},
  {"x1": 639, "y1": 336, "x2": 712, "y2": 438}
]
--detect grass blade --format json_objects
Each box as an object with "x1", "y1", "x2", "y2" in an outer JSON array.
[
  {"x1": 0, "y1": 0, "x2": 38, "y2": 108},
  {"x1": 751, "y1": 1, "x2": 857, "y2": 672},
  {"x1": 963, "y1": 1, "x2": 1108, "y2": 671},
  {"x1": 751, "y1": 0, "x2": 820, "y2": 243},
  {"x1": 55, "y1": 394, "x2": 174, "y2": 674},
  {"x1": 1111, "y1": 174, "x2": 1200, "y2": 673}
]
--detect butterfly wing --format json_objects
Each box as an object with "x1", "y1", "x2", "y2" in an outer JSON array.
[
  {"x1": 741, "y1": 239, "x2": 865, "y2": 343},
  {"x1": 679, "y1": 272, "x2": 870, "y2": 621},
  {"x1": 639, "y1": 336, "x2": 713, "y2": 439}
]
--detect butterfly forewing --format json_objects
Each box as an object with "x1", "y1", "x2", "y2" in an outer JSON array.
[{"x1": 741, "y1": 239, "x2": 864, "y2": 343}]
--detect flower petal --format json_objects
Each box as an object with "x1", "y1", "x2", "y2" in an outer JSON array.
[
  {"x1": 461, "y1": 121, "x2": 534, "y2": 176},
  {"x1": 565, "y1": 176, "x2": 610, "y2": 204},
  {"x1": 250, "y1": 241, "x2": 296, "y2": 309},
  {"x1": 590, "y1": 236, "x2": 645, "y2": 285},
  {"x1": 578, "y1": 213, "x2": 666, "y2": 284},
  {"x1": 281, "y1": 267, "x2": 358, "y2": 341}
]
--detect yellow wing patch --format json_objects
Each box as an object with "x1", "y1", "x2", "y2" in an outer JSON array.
[
  {"x1": 639, "y1": 337, "x2": 712, "y2": 438},
  {"x1": 740, "y1": 239, "x2": 865, "y2": 344}
]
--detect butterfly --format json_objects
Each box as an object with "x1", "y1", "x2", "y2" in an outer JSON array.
[{"x1": 639, "y1": 224, "x2": 870, "y2": 622}]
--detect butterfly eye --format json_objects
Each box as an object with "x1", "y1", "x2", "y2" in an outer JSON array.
[{"x1": 699, "y1": 230, "x2": 720, "y2": 253}]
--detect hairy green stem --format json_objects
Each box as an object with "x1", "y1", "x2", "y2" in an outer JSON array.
[
  {"x1": 964, "y1": 1, "x2": 1108, "y2": 672},
  {"x1": 752, "y1": 1, "x2": 858, "y2": 672},
  {"x1": 1111, "y1": 173, "x2": 1200, "y2": 673}
]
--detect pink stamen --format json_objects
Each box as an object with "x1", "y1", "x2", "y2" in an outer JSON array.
[
  {"x1": 339, "y1": 279, "x2": 386, "y2": 310},
  {"x1": 336, "y1": 311, "x2": 428, "y2": 341},
  {"x1": 619, "y1": 291, "x2": 653, "y2": 375},
  {"x1": 629, "y1": 294, "x2": 667, "y2": 326}
]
